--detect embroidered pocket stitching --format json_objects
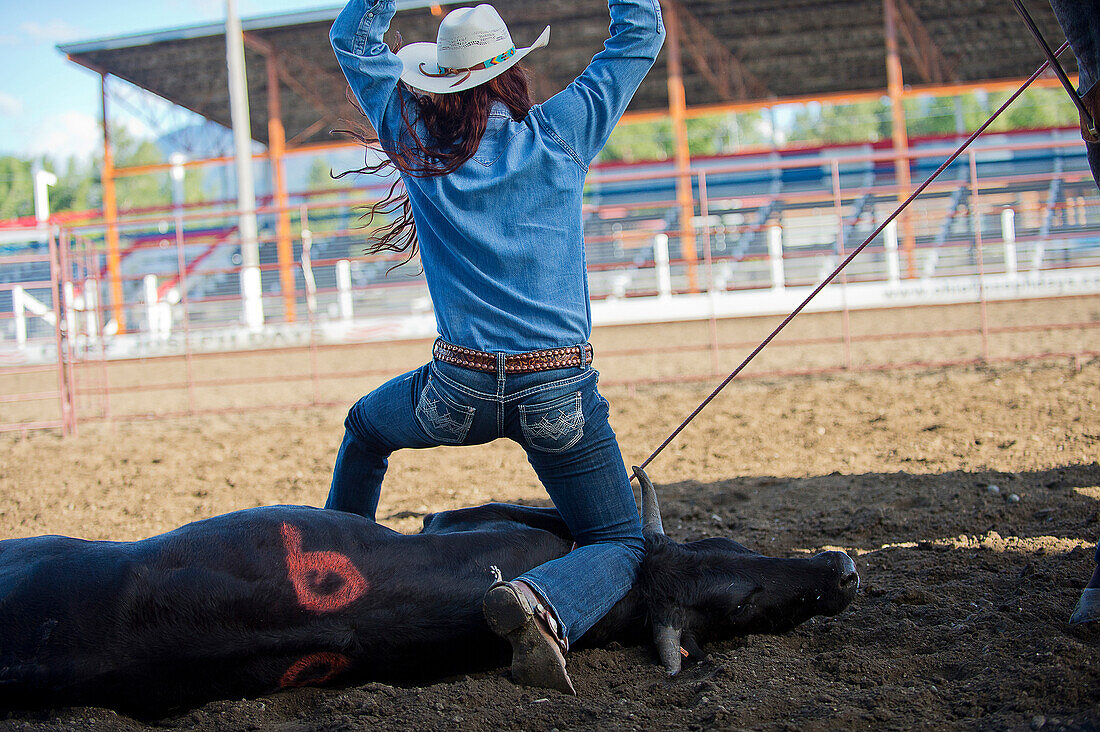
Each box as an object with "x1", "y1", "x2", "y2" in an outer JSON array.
[
  {"x1": 520, "y1": 392, "x2": 584, "y2": 453},
  {"x1": 420, "y1": 395, "x2": 467, "y2": 436},
  {"x1": 416, "y1": 378, "x2": 474, "y2": 444},
  {"x1": 526, "y1": 408, "x2": 583, "y2": 441}
]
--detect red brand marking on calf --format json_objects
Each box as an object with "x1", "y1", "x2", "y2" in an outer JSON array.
[
  {"x1": 279, "y1": 652, "x2": 350, "y2": 689},
  {"x1": 280, "y1": 522, "x2": 368, "y2": 612}
]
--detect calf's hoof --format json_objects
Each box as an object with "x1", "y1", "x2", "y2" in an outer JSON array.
[
  {"x1": 483, "y1": 581, "x2": 576, "y2": 695},
  {"x1": 1070, "y1": 588, "x2": 1100, "y2": 624}
]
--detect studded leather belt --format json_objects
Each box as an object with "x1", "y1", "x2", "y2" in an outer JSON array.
[{"x1": 432, "y1": 339, "x2": 593, "y2": 374}]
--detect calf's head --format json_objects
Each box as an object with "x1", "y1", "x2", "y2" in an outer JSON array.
[{"x1": 633, "y1": 468, "x2": 858, "y2": 675}]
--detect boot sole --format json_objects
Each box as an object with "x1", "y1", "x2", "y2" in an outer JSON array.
[{"x1": 483, "y1": 585, "x2": 576, "y2": 695}]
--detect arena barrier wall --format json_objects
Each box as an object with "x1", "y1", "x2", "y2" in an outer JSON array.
[{"x1": 1, "y1": 139, "x2": 1098, "y2": 433}]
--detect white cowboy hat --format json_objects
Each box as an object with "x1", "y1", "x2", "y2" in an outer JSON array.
[{"x1": 396, "y1": 4, "x2": 550, "y2": 94}]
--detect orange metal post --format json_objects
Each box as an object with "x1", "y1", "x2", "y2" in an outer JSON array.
[
  {"x1": 662, "y1": 1, "x2": 698, "y2": 292},
  {"x1": 266, "y1": 54, "x2": 297, "y2": 322},
  {"x1": 100, "y1": 73, "x2": 126, "y2": 332},
  {"x1": 884, "y1": 0, "x2": 916, "y2": 278}
]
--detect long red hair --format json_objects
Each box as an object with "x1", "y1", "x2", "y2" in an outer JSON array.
[{"x1": 334, "y1": 47, "x2": 534, "y2": 268}]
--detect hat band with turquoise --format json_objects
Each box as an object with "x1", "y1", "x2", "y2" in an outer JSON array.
[{"x1": 419, "y1": 47, "x2": 517, "y2": 88}]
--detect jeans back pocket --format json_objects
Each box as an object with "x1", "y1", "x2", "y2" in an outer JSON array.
[
  {"x1": 415, "y1": 377, "x2": 475, "y2": 445},
  {"x1": 519, "y1": 391, "x2": 585, "y2": 453}
]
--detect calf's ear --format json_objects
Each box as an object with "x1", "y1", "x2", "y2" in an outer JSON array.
[
  {"x1": 679, "y1": 630, "x2": 707, "y2": 662},
  {"x1": 633, "y1": 466, "x2": 665, "y2": 539}
]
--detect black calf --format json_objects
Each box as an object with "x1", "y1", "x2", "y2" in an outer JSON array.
[{"x1": 0, "y1": 479, "x2": 857, "y2": 713}]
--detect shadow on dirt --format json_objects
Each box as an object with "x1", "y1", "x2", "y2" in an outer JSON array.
[{"x1": 3, "y1": 464, "x2": 1098, "y2": 731}]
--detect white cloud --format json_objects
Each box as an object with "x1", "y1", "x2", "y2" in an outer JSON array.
[
  {"x1": 0, "y1": 92, "x2": 23, "y2": 117},
  {"x1": 27, "y1": 111, "x2": 101, "y2": 163},
  {"x1": 18, "y1": 20, "x2": 84, "y2": 44}
]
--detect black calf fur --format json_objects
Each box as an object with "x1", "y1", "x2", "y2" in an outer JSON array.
[{"x1": 0, "y1": 501, "x2": 856, "y2": 714}]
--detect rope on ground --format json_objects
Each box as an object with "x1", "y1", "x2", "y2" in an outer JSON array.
[{"x1": 632, "y1": 43, "x2": 1069, "y2": 481}]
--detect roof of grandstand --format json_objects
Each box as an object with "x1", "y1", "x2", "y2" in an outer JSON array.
[{"x1": 59, "y1": 0, "x2": 1073, "y2": 148}]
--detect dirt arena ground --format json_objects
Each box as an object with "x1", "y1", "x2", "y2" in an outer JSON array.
[{"x1": 0, "y1": 299, "x2": 1098, "y2": 730}]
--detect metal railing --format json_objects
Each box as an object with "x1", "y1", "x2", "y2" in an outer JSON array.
[{"x1": 1, "y1": 134, "x2": 1098, "y2": 433}]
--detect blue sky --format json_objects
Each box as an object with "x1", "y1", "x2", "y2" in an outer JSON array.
[{"x1": 0, "y1": 0, "x2": 345, "y2": 162}]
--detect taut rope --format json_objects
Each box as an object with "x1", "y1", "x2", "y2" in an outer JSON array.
[
  {"x1": 1010, "y1": 0, "x2": 1095, "y2": 137},
  {"x1": 633, "y1": 43, "x2": 1069, "y2": 481}
]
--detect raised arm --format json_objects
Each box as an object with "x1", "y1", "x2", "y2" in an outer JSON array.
[
  {"x1": 535, "y1": 0, "x2": 666, "y2": 167},
  {"x1": 330, "y1": 0, "x2": 415, "y2": 143}
]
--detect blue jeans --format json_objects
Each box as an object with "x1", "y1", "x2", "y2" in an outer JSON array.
[
  {"x1": 1049, "y1": 8, "x2": 1100, "y2": 582},
  {"x1": 1050, "y1": 0, "x2": 1099, "y2": 94},
  {"x1": 1049, "y1": 0, "x2": 1100, "y2": 188},
  {"x1": 325, "y1": 350, "x2": 644, "y2": 646}
]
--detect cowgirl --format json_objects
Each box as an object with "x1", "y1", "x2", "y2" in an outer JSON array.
[{"x1": 328, "y1": 0, "x2": 665, "y2": 691}]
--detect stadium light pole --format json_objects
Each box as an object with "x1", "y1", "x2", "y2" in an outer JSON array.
[{"x1": 226, "y1": 0, "x2": 265, "y2": 331}]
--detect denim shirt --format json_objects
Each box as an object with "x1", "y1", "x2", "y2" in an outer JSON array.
[{"x1": 331, "y1": 0, "x2": 665, "y2": 354}]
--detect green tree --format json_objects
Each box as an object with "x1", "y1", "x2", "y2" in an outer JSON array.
[
  {"x1": 599, "y1": 119, "x2": 673, "y2": 162},
  {"x1": 47, "y1": 155, "x2": 96, "y2": 214},
  {"x1": 686, "y1": 113, "x2": 769, "y2": 155},
  {"x1": 597, "y1": 110, "x2": 775, "y2": 163},
  {"x1": 307, "y1": 157, "x2": 343, "y2": 191},
  {"x1": 0, "y1": 156, "x2": 33, "y2": 220},
  {"x1": 713, "y1": 109, "x2": 773, "y2": 150},
  {"x1": 182, "y1": 166, "x2": 208, "y2": 205},
  {"x1": 993, "y1": 87, "x2": 1078, "y2": 131},
  {"x1": 0, "y1": 155, "x2": 94, "y2": 220},
  {"x1": 0, "y1": 85, "x2": 1081, "y2": 224},
  {"x1": 905, "y1": 88, "x2": 1078, "y2": 138},
  {"x1": 108, "y1": 126, "x2": 171, "y2": 212},
  {"x1": 1, "y1": 126, "x2": 219, "y2": 222},
  {"x1": 788, "y1": 100, "x2": 891, "y2": 145}
]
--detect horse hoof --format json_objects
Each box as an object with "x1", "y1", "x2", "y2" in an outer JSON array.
[{"x1": 1069, "y1": 588, "x2": 1100, "y2": 624}]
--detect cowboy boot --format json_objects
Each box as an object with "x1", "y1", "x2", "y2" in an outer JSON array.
[
  {"x1": 1070, "y1": 563, "x2": 1100, "y2": 624},
  {"x1": 483, "y1": 580, "x2": 576, "y2": 695}
]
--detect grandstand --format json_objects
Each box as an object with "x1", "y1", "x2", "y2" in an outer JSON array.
[{"x1": 44, "y1": 0, "x2": 1085, "y2": 319}]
